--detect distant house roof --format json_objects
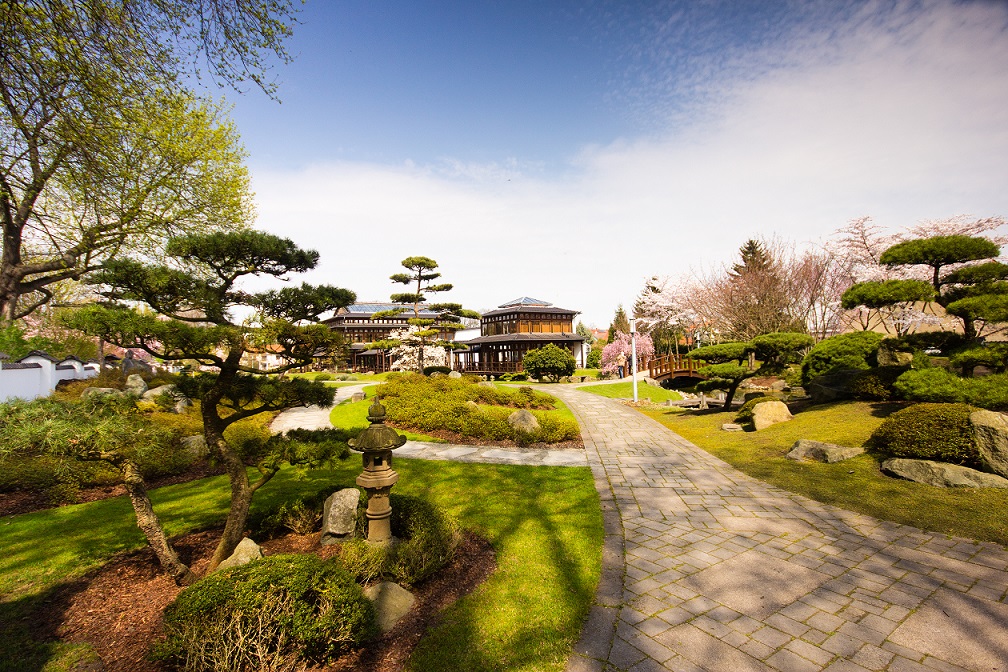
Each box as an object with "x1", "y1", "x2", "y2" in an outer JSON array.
[
  {"x1": 499, "y1": 297, "x2": 552, "y2": 307},
  {"x1": 19, "y1": 350, "x2": 60, "y2": 363},
  {"x1": 481, "y1": 303, "x2": 579, "y2": 318}
]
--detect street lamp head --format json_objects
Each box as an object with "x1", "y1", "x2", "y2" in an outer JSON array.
[{"x1": 629, "y1": 317, "x2": 636, "y2": 334}]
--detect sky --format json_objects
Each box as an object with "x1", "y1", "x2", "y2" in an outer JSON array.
[{"x1": 217, "y1": 0, "x2": 1008, "y2": 328}]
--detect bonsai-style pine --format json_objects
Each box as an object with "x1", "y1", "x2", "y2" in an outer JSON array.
[
  {"x1": 685, "y1": 342, "x2": 755, "y2": 410},
  {"x1": 373, "y1": 256, "x2": 478, "y2": 372},
  {"x1": 66, "y1": 230, "x2": 355, "y2": 578}
]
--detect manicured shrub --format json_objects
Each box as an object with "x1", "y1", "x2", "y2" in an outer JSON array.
[
  {"x1": 867, "y1": 403, "x2": 978, "y2": 466},
  {"x1": 888, "y1": 331, "x2": 965, "y2": 355},
  {"x1": 894, "y1": 368, "x2": 1008, "y2": 410},
  {"x1": 314, "y1": 372, "x2": 333, "y2": 382},
  {"x1": 422, "y1": 365, "x2": 452, "y2": 376},
  {"x1": 522, "y1": 343, "x2": 576, "y2": 382},
  {"x1": 849, "y1": 366, "x2": 907, "y2": 401},
  {"x1": 801, "y1": 331, "x2": 884, "y2": 384},
  {"x1": 340, "y1": 493, "x2": 460, "y2": 586},
  {"x1": 950, "y1": 344, "x2": 1008, "y2": 375},
  {"x1": 734, "y1": 395, "x2": 774, "y2": 423},
  {"x1": 156, "y1": 554, "x2": 376, "y2": 670}
]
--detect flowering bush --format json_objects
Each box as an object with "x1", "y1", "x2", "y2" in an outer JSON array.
[
  {"x1": 386, "y1": 326, "x2": 449, "y2": 372},
  {"x1": 600, "y1": 332, "x2": 654, "y2": 376}
]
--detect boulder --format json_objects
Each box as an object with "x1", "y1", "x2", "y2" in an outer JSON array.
[
  {"x1": 788, "y1": 386, "x2": 806, "y2": 398},
  {"x1": 971, "y1": 410, "x2": 1008, "y2": 479},
  {"x1": 124, "y1": 374, "x2": 148, "y2": 396},
  {"x1": 477, "y1": 381, "x2": 496, "y2": 389},
  {"x1": 508, "y1": 409, "x2": 540, "y2": 433},
  {"x1": 877, "y1": 344, "x2": 914, "y2": 367},
  {"x1": 180, "y1": 435, "x2": 209, "y2": 459},
  {"x1": 215, "y1": 537, "x2": 262, "y2": 571},
  {"x1": 350, "y1": 392, "x2": 366, "y2": 402},
  {"x1": 721, "y1": 423, "x2": 744, "y2": 432},
  {"x1": 787, "y1": 439, "x2": 864, "y2": 463},
  {"x1": 465, "y1": 400, "x2": 479, "y2": 410},
  {"x1": 751, "y1": 400, "x2": 792, "y2": 431},
  {"x1": 364, "y1": 582, "x2": 416, "y2": 633},
  {"x1": 321, "y1": 488, "x2": 360, "y2": 545},
  {"x1": 448, "y1": 371, "x2": 462, "y2": 379},
  {"x1": 807, "y1": 370, "x2": 861, "y2": 404},
  {"x1": 174, "y1": 397, "x2": 192, "y2": 414},
  {"x1": 81, "y1": 387, "x2": 125, "y2": 400},
  {"x1": 882, "y1": 458, "x2": 1008, "y2": 488},
  {"x1": 142, "y1": 384, "x2": 181, "y2": 402}
]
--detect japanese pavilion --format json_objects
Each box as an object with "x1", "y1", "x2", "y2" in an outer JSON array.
[{"x1": 454, "y1": 297, "x2": 586, "y2": 375}]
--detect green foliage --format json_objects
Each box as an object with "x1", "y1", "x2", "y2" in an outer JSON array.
[
  {"x1": 0, "y1": 320, "x2": 97, "y2": 361},
  {"x1": 423, "y1": 365, "x2": 452, "y2": 376},
  {"x1": 801, "y1": 331, "x2": 884, "y2": 384},
  {"x1": 734, "y1": 396, "x2": 775, "y2": 423},
  {"x1": 376, "y1": 373, "x2": 579, "y2": 444},
  {"x1": 882, "y1": 332, "x2": 965, "y2": 356},
  {"x1": 880, "y1": 235, "x2": 1000, "y2": 285},
  {"x1": 314, "y1": 373, "x2": 333, "y2": 382},
  {"x1": 751, "y1": 332, "x2": 814, "y2": 369},
  {"x1": 522, "y1": 343, "x2": 576, "y2": 382},
  {"x1": 157, "y1": 555, "x2": 376, "y2": 669},
  {"x1": 685, "y1": 341, "x2": 751, "y2": 363},
  {"x1": 498, "y1": 372, "x2": 528, "y2": 381},
  {"x1": 893, "y1": 369, "x2": 1008, "y2": 410},
  {"x1": 950, "y1": 344, "x2": 1008, "y2": 374},
  {"x1": 840, "y1": 279, "x2": 935, "y2": 309},
  {"x1": 586, "y1": 348, "x2": 602, "y2": 369},
  {"x1": 608, "y1": 305, "x2": 630, "y2": 343},
  {"x1": 848, "y1": 366, "x2": 907, "y2": 401},
  {"x1": 868, "y1": 403, "x2": 978, "y2": 466},
  {"x1": 340, "y1": 493, "x2": 460, "y2": 586},
  {"x1": 0, "y1": 396, "x2": 192, "y2": 500}
]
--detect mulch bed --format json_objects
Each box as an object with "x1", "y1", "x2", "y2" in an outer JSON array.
[{"x1": 42, "y1": 528, "x2": 495, "y2": 672}]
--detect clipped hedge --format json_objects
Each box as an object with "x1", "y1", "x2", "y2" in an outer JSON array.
[
  {"x1": 801, "y1": 331, "x2": 883, "y2": 384},
  {"x1": 894, "y1": 368, "x2": 1008, "y2": 410},
  {"x1": 868, "y1": 403, "x2": 978, "y2": 467},
  {"x1": 339, "y1": 492, "x2": 461, "y2": 586},
  {"x1": 156, "y1": 554, "x2": 377, "y2": 670}
]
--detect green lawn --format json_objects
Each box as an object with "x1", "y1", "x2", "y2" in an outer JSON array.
[
  {"x1": 643, "y1": 401, "x2": 1008, "y2": 547},
  {"x1": 580, "y1": 381, "x2": 682, "y2": 403},
  {"x1": 0, "y1": 460, "x2": 602, "y2": 672}
]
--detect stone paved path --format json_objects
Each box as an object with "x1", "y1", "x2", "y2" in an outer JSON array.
[{"x1": 549, "y1": 386, "x2": 1008, "y2": 672}]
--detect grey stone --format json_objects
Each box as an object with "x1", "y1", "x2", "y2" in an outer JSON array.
[
  {"x1": 321, "y1": 488, "x2": 360, "y2": 545},
  {"x1": 971, "y1": 410, "x2": 1008, "y2": 479},
  {"x1": 465, "y1": 400, "x2": 479, "y2": 410},
  {"x1": 770, "y1": 379, "x2": 787, "y2": 391},
  {"x1": 174, "y1": 397, "x2": 192, "y2": 414},
  {"x1": 751, "y1": 400, "x2": 792, "y2": 430},
  {"x1": 448, "y1": 371, "x2": 462, "y2": 379},
  {"x1": 787, "y1": 439, "x2": 864, "y2": 463},
  {"x1": 142, "y1": 384, "x2": 180, "y2": 401},
  {"x1": 721, "y1": 423, "x2": 744, "y2": 432},
  {"x1": 364, "y1": 581, "x2": 416, "y2": 632},
  {"x1": 878, "y1": 344, "x2": 914, "y2": 367},
  {"x1": 508, "y1": 409, "x2": 541, "y2": 433},
  {"x1": 81, "y1": 387, "x2": 126, "y2": 400},
  {"x1": 350, "y1": 392, "x2": 365, "y2": 402},
  {"x1": 477, "y1": 380, "x2": 495, "y2": 389},
  {"x1": 123, "y1": 373, "x2": 148, "y2": 396},
  {"x1": 788, "y1": 386, "x2": 806, "y2": 397},
  {"x1": 882, "y1": 458, "x2": 1008, "y2": 488},
  {"x1": 181, "y1": 435, "x2": 208, "y2": 459},
  {"x1": 215, "y1": 537, "x2": 262, "y2": 571}
]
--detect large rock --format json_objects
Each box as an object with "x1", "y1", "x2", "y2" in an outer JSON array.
[
  {"x1": 882, "y1": 458, "x2": 1008, "y2": 489},
  {"x1": 124, "y1": 374, "x2": 148, "y2": 396},
  {"x1": 142, "y1": 384, "x2": 181, "y2": 402},
  {"x1": 321, "y1": 488, "x2": 360, "y2": 545},
  {"x1": 751, "y1": 400, "x2": 792, "y2": 431},
  {"x1": 448, "y1": 371, "x2": 462, "y2": 379},
  {"x1": 477, "y1": 380, "x2": 495, "y2": 389},
  {"x1": 877, "y1": 344, "x2": 914, "y2": 367},
  {"x1": 971, "y1": 410, "x2": 1008, "y2": 479},
  {"x1": 81, "y1": 387, "x2": 126, "y2": 401},
  {"x1": 508, "y1": 409, "x2": 540, "y2": 433},
  {"x1": 364, "y1": 582, "x2": 416, "y2": 632},
  {"x1": 215, "y1": 537, "x2": 262, "y2": 571},
  {"x1": 350, "y1": 392, "x2": 365, "y2": 402},
  {"x1": 180, "y1": 435, "x2": 209, "y2": 459},
  {"x1": 721, "y1": 423, "x2": 744, "y2": 432},
  {"x1": 807, "y1": 370, "x2": 861, "y2": 404},
  {"x1": 787, "y1": 439, "x2": 864, "y2": 463}
]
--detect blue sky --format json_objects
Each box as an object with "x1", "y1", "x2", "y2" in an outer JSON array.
[{"x1": 220, "y1": 0, "x2": 1008, "y2": 328}]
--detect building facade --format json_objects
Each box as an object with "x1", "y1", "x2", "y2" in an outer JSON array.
[{"x1": 454, "y1": 297, "x2": 586, "y2": 375}]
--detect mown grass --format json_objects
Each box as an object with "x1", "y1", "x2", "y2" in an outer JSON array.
[
  {"x1": 0, "y1": 460, "x2": 602, "y2": 672},
  {"x1": 643, "y1": 401, "x2": 1008, "y2": 546},
  {"x1": 328, "y1": 385, "x2": 445, "y2": 442},
  {"x1": 580, "y1": 381, "x2": 682, "y2": 403}
]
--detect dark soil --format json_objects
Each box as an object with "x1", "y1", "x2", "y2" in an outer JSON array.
[{"x1": 45, "y1": 528, "x2": 495, "y2": 672}]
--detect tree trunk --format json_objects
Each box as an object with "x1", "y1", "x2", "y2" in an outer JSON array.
[
  {"x1": 207, "y1": 435, "x2": 254, "y2": 571},
  {"x1": 119, "y1": 460, "x2": 197, "y2": 585}
]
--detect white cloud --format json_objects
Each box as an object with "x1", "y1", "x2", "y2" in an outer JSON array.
[{"x1": 249, "y1": 1, "x2": 1008, "y2": 328}]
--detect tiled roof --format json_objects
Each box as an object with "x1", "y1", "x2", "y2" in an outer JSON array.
[
  {"x1": 499, "y1": 297, "x2": 552, "y2": 307},
  {"x1": 340, "y1": 303, "x2": 441, "y2": 317}
]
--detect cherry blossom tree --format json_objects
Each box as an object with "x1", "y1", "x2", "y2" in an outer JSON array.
[
  {"x1": 601, "y1": 331, "x2": 654, "y2": 377},
  {"x1": 387, "y1": 326, "x2": 449, "y2": 371}
]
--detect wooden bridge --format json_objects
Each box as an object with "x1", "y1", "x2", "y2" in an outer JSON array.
[{"x1": 646, "y1": 354, "x2": 706, "y2": 385}]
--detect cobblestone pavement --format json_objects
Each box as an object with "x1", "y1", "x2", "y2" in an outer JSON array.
[{"x1": 549, "y1": 386, "x2": 1008, "y2": 672}]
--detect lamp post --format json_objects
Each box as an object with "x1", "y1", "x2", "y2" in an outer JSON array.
[
  {"x1": 348, "y1": 398, "x2": 406, "y2": 545},
  {"x1": 630, "y1": 317, "x2": 638, "y2": 403}
]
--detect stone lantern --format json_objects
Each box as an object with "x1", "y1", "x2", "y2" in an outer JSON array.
[{"x1": 348, "y1": 398, "x2": 406, "y2": 545}]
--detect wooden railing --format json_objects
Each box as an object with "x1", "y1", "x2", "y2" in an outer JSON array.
[{"x1": 647, "y1": 354, "x2": 704, "y2": 379}]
